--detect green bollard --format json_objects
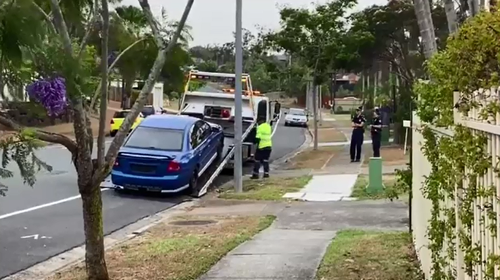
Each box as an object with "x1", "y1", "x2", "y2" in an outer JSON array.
[{"x1": 366, "y1": 157, "x2": 385, "y2": 195}]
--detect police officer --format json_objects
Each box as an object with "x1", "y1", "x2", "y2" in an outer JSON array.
[
  {"x1": 371, "y1": 108, "x2": 383, "y2": 157},
  {"x1": 350, "y1": 106, "x2": 366, "y2": 162},
  {"x1": 251, "y1": 117, "x2": 273, "y2": 179}
]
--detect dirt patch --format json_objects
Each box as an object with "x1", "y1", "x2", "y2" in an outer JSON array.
[
  {"x1": 50, "y1": 215, "x2": 275, "y2": 280},
  {"x1": 316, "y1": 230, "x2": 424, "y2": 280},
  {"x1": 219, "y1": 176, "x2": 311, "y2": 201},
  {"x1": 285, "y1": 146, "x2": 344, "y2": 170},
  {"x1": 316, "y1": 128, "x2": 347, "y2": 143},
  {"x1": 308, "y1": 120, "x2": 339, "y2": 129},
  {"x1": 363, "y1": 146, "x2": 408, "y2": 167}
]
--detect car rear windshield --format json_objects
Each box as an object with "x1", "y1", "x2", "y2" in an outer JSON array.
[
  {"x1": 289, "y1": 109, "x2": 305, "y2": 116},
  {"x1": 124, "y1": 127, "x2": 184, "y2": 151},
  {"x1": 113, "y1": 111, "x2": 129, "y2": 118}
]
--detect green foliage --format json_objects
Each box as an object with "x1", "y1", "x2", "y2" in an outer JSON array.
[
  {"x1": 0, "y1": 131, "x2": 52, "y2": 196},
  {"x1": 416, "y1": 11, "x2": 500, "y2": 127},
  {"x1": 414, "y1": 9, "x2": 500, "y2": 280},
  {"x1": 264, "y1": 0, "x2": 368, "y2": 84}
]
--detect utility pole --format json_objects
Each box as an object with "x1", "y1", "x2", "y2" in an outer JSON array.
[
  {"x1": 312, "y1": 81, "x2": 318, "y2": 150},
  {"x1": 234, "y1": 0, "x2": 243, "y2": 193}
]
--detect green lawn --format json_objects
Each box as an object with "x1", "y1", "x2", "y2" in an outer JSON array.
[
  {"x1": 316, "y1": 230, "x2": 424, "y2": 280},
  {"x1": 350, "y1": 174, "x2": 408, "y2": 201},
  {"x1": 219, "y1": 176, "x2": 311, "y2": 201}
]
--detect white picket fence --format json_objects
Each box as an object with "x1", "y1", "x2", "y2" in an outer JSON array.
[{"x1": 413, "y1": 91, "x2": 500, "y2": 279}]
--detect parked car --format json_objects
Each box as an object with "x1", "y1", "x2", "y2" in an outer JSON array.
[
  {"x1": 141, "y1": 106, "x2": 156, "y2": 117},
  {"x1": 111, "y1": 114, "x2": 224, "y2": 196},
  {"x1": 110, "y1": 110, "x2": 144, "y2": 137},
  {"x1": 284, "y1": 108, "x2": 308, "y2": 127}
]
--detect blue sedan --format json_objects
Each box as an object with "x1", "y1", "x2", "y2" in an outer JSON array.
[{"x1": 111, "y1": 114, "x2": 224, "y2": 196}]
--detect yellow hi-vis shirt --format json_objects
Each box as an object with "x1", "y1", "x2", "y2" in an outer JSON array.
[{"x1": 256, "y1": 122, "x2": 272, "y2": 149}]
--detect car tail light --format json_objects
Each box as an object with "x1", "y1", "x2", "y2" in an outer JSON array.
[
  {"x1": 167, "y1": 161, "x2": 181, "y2": 172},
  {"x1": 221, "y1": 109, "x2": 230, "y2": 118},
  {"x1": 110, "y1": 119, "x2": 114, "y2": 124}
]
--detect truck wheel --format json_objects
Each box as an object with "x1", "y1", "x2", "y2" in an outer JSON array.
[{"x1": 110, "y1": 130, "x2": 117, "y2": 137}]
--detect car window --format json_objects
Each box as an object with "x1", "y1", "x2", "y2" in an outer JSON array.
[
  {"x1": 201, "y1": 122, "x2": 212, "y2": 140},
  {"x1": 113, "y1": 111, "x2": 129, "y2": 118},
  {"x1": 289, "y1": 109, "x2": 305, "y2": 116},
  {"x1": 124, "y1": 127, "x2": 184, "y2": 151},
  {"x1": 190, "y1": 123, "x2": 200, "y2": 148},
  {"x1": 195, "y1": 121, "x2": 209, "y2": 144}
]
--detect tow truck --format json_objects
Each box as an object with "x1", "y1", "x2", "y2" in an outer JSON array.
[{"x1": 179, "y1": 70, "x2": 281, "y2": 196}]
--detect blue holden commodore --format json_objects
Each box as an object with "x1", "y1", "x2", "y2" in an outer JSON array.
[{"x1": 111, "y1": 114, "x2": 224, "y2": 196}]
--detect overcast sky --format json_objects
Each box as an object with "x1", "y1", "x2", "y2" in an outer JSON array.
[{"x1": 120, "y1": 0, "x2": 387, "y2": 47}]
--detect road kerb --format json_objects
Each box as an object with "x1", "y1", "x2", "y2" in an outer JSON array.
[{"x1": 3, "y1": 200, "x2": 199, "y2": 280}]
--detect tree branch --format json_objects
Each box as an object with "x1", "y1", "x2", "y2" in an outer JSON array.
[
  {"x1": 49, "y1": 0, "x2": 94, "y2": 185},
  {"x1": 31, "y1": 2, "x2": 57, "y2": 32},
  {"x1": 97, "y1": 0, "x2": 110, "y2": 167},
  {"x1": 96, "y1": 0, "x2": 195, "y2": 183},
  {"x1": 89, "y1": 37, "x2": 147, "y2": 111},
  {"x1": 0, "y1": 114, "x2": 77, "y2": 154},
  {"x1": 78, "y1": 1, "x2": 100, "y2": 60}
]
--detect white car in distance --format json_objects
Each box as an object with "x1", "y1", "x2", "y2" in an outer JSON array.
[{"x1": 284, "y1": 108, "x2": 308, "y2": 127}]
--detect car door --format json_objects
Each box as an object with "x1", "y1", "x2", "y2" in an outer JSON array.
[
  {"x1": 200, "y1": 122, "x2": 216, "y2": 158},
  {"x1": 193, "y1": 121, "x2": 210, "y2": 170},
  {"x1": 189, "y1": 122, "x2": 203, "y2": 170}
]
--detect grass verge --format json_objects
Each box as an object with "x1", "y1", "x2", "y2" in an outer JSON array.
[
  {"x1": 50, "y1": 215, "x2": 275, "y2": 280},
  {"x1": 316, "y1": 230, "x2": 424, "y2": 280},
  {"x1": 363, "y1": 146, "x2": 408, "y2": 167},
  {"x1": 351, "y1": 174, "x2": 408, "y2": 201},
  {"x1": 316, "y1": 128, "x2": 347, "y2": 143},
  {"x1": 285, "y1": 146, "x2": 343, "y2": 170},
  {"x1": 219, "y1": 176, "x2": 311, "y2": 201}
]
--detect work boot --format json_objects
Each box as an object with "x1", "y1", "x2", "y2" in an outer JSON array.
[
  {"x1": 263, "y1": 173, "x2": 270, "y2": 178},
  {"x1": 251, "y1": 174, "x2": 259, "y2": 180}
]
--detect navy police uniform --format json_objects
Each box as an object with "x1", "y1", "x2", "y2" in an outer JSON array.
[
  {"x1": 350, "y1": 111, "x2": 365, "y2": 162},
  {"x1": 371, "y1": 114, "x2": 382, "y2": 158}
]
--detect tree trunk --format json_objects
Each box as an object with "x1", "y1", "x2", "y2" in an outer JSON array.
[
  {"x1": 413, "y1": 0, "x2": 438, "y2": 60},
  {"x1": 80, "y1": 184, "x2": 109, "y2": 280},
  {"x1": 444, "y1": 0, "x2": 459, "y2": 34}
]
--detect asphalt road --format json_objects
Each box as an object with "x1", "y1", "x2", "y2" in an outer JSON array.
[{"x1": 0, "y1": 114, "x2": 305, "y2": 278}]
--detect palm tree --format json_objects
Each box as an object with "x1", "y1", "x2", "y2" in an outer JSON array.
[{"x1": 413, "y1": 0, "x2": 438, "y2": 59}]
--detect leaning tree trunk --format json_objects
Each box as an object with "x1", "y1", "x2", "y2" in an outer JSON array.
[{"x1": 80, "y1": 183, "x2": 108, "y2": 279}]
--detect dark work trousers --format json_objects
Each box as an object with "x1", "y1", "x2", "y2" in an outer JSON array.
[
  {"x1": 371, "y1": 132, "x2": 381, "y2": 158},
  {"x1": 350, "y1": 129, "x2": 364, "y2": 161},
  {"x1": 253, "y1": 147, "x2": 272, "y2": 176}
]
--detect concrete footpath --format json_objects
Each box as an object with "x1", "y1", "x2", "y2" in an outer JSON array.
[{"x1": 195, "y1": 199, "x2": 408, "y2": 280}]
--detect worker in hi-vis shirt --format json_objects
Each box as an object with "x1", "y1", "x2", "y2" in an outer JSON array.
[{"x1": 251, "y1": 117, "x2": 272, "y2": 179}]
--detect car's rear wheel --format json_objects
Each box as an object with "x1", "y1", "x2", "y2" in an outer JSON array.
[
  {"x1": 110, "y1": 130, "x2": 117, "y2": 137},
  {"x1": 188, "y1": 168, "x2": 200, "y2": 198},
  {"x1": 216, "y1": 139, "x2": 224, "y2": 162}
]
